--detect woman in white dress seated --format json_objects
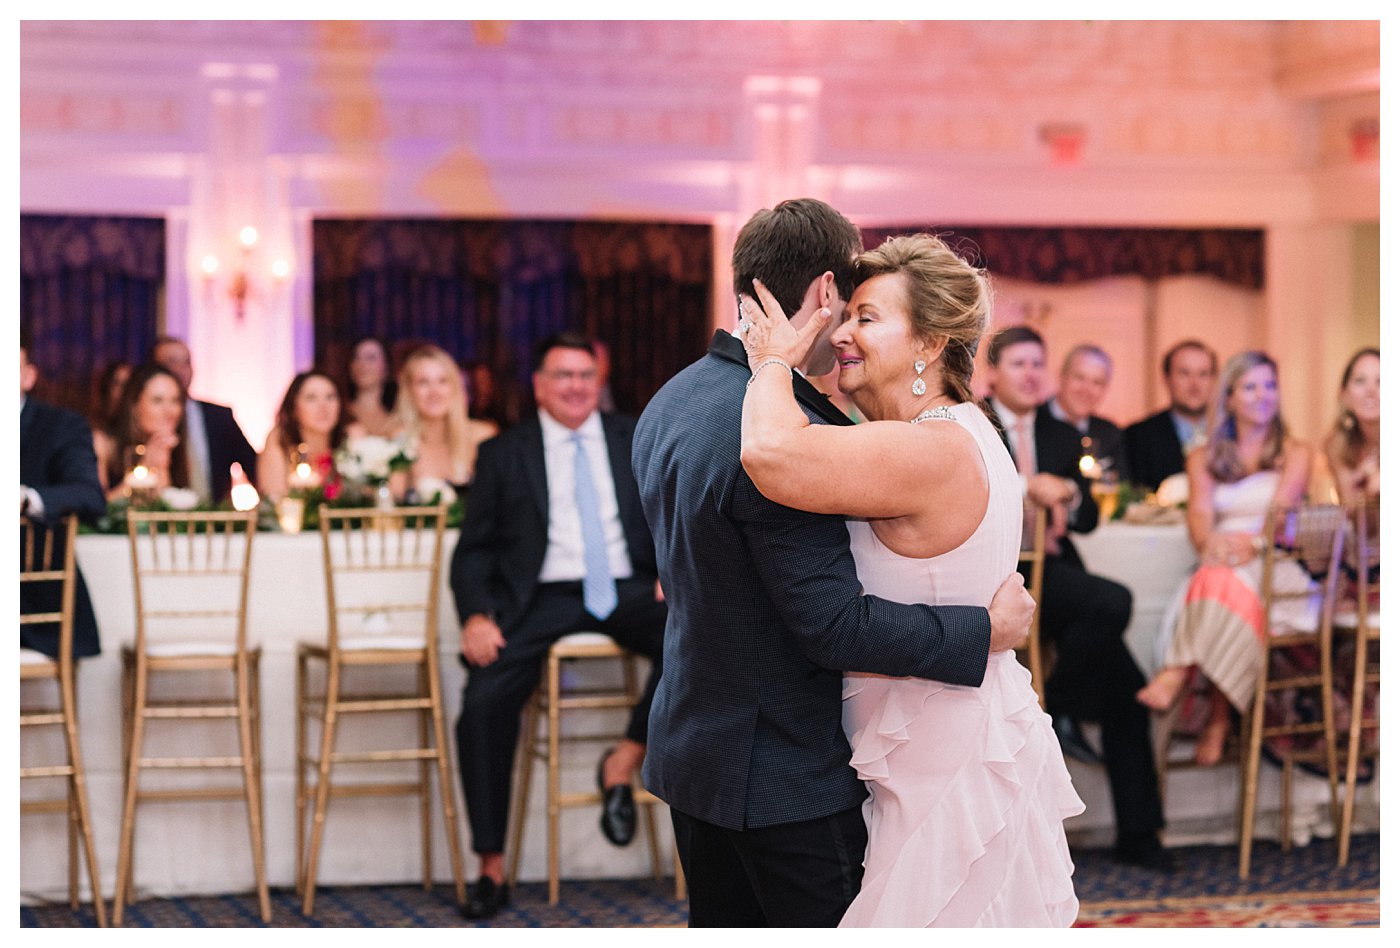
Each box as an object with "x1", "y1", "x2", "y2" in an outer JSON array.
[
  {"x1": 738, "y1": 233, "x2": 1083, "y2": 928},
  {"x1": 1136, "y1": 351, "x2": 1313, "y2": 765}
]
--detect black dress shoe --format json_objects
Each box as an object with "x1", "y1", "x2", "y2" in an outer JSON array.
[
  {"x1": 1113, "y1": 834, "x2": 1177, "y2": 874},
  {"x1": 596, "y1": 748, "x2": 637, "y2": 847},
  {"x1": 1052, "y1": 714, "x2": 1104, "y2": 765},
  {"x1": 462, "y1": 876, "x2": 510, "y2": 920}
]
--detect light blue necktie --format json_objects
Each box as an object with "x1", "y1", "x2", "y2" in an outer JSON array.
[{"x1": 572, "y1": 432, "x2": 617, "y2": 620}]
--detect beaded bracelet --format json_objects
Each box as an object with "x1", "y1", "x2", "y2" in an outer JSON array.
[{"x1": 746, "y1": 358, "x2": 793, "y2": 388}]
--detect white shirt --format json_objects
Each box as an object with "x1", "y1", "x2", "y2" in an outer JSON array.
[
  {"x1": 536, "y1": 409, "x2": 633, "y2": 584},
  {"x1": 991, "y1": 397, "x2": 1039, "y2": 475},
  {"x1": 184, "y1": 397, "x2": 212, "y2": 503}
]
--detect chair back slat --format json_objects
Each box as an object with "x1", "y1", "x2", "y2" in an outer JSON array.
[
  {"x1": 317, "y1": 505, "x2": 447, "y2": 653},
  {"x1": 126, "y1": 510, "x2": 258, "y2": 655},
  {"x1": 19, "y1": 516, "x2": 79, "y2": 651}
]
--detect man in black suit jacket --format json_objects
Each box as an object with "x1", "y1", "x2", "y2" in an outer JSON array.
[
  {"x1": 1123, "y1": 340, "x2": 1218, "y2": 491},
  {"x1": 1048, "y1": 343, "x2": 1130, "y2": 483},
  {"x1": 986, "y1": 325, "x2": 1170, "y2": 872},
  {"x1": 152, "y1": 336, "x2": 258, "y2": 504},
  {"x1": 633, "y1": 199, "x2": 1034, "y2": 926},
  {"x1": 20, "y1": 338, "x2": 105, "y2": 659},
  {"x1": 450, "y1": 333, "x2": 667, "y2": 919}
]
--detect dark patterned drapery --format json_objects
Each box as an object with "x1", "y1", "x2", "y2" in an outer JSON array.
[
  {"x1": 20, "y1": 214, "x2": 166, "y2": 418},
  {"x1": 313, "y1": 218, "x2": 713, "y2": 422},
  {"x1": 861, "y1": 225, "x2": 1264, "y2": 289}
]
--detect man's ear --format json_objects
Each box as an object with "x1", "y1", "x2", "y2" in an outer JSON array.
[{"x1": 818, "y1": 271, "x2": 836, "y2": 308}]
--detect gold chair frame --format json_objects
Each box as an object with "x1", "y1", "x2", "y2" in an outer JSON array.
[
  {"x1": 114, "y1": 510, "x2": 270, "y2": 924},
  {"x1": 1336, "y1": 499, "x2": 1380, "y2": 866},
  {"x1": 1237, "y1": 502, "x2": 1347, "y2": 879},
  {"x1": 1016, "y1": 505, "x2": 1050, "y2": 707},
  {"x1": 295, "y1": 504, "x2": 466, "y2": 916},
  {"x1": 20, "y1": 514, "x2": 107, "y2": 927},
  {"x1": 505, "y1": 633, "x2": 684, "y2": 905}
]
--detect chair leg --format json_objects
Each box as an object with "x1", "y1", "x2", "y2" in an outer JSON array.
[
  {"x1": 60, "y1": 669, "x2": 107, "y2": 927},
  {"x1": 300, "y1": 660, "x2": 343, "y2": 917},
  {"x1": 113, "y1": 658, "x2": 151, "y2": 926},
  {"x1": 426, "y1": 656, "x2": 467, "y2": 906},
  {"x1": 294, "y1": 651, "x2": 308, "y2": 898},
  {"x1": 1238, "y1": 686, "x2": 1267, "y2": 879},
  {"x1": 506, "y1": 697, "x2": 539, "y2": 888},
  {"x1": 1338, "y1": 629, "x2": 1371, "y2": 866},
  {"x1": 237, "y1": 653, "x2": 272, "y2": 923},
  {"x1": 418, "y1": 663, "x2": 432, "y2": 892},
  {"x1": 546, "y1": 651, "x2": 562, "y2": 907},
  {"x1": 1280, "y1": 755, "x2": 1294, "y2": 852}
]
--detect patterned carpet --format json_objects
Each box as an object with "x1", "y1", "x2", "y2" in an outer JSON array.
[{"x1": 20, "y1": 833, "x2": 1378, "y2": 928}]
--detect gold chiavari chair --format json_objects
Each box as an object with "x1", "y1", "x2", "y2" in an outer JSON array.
[
  {"x1": 295, "y1": 505, "x2": 466, "y2": 917},
  {"x1": 1336, "y1": 498, "x2": 1380, "y2": 866},
  {"x1": 20, "y1": 514, "x2": 107, "y2": 927},
  {"x1": 114, "y1": 510, "x2": 269, "y2": 924},
  {"x1": 1016, "y1": 505, "x2": 1051, "y2": 707},
  {"x1": 1238, "y1": 502, "x2": 1347, "y2": 879},
  {"x1": 505, "y1": 632, "x2": 684, "y2": 906}
]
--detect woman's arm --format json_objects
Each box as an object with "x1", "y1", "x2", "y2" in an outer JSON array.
[
  {"x1": 257, "y1": 431, "x2": 289, "y2": 501},
  {"x1": 1273, "y1": 440, "x2": 1313, "y2": 508},
  {"x1": 1184, "y1": 448, "x2": 1219, "y2": 554},
  {"x1": 738, "y1": 283, "x2": 984, "y2": 527}
]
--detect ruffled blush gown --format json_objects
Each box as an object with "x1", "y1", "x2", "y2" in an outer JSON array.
[{"x1": 839, "y1": 402, "x2": 1084, "y2": 928}]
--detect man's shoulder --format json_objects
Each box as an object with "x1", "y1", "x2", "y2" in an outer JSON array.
[
  {"x1": 25, "y1": 399, "x2": 91, "y2": 434},
  {"x1": 1124, "y1": 409, "x2": 1172, "y2": 437}
]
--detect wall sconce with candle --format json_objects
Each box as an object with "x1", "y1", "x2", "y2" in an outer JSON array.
[{"x1": 200, "y1": 225, "x2": 291, "y2": 321}]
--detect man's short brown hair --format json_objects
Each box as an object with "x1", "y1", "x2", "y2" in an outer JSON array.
[{"x1": 731, "y1": 198, "x2": 861, "y2": 318}]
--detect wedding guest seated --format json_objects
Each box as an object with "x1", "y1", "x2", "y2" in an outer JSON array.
[
  {"x1": 1325, "y1": 347, "x2": 1380, "y2": 506},
  {"x1": 985, "y1": 324, "x2": 1170, "y2": 871},
  {"x1": 1136, "y1": 351, "x2": 1313, "y2": 766},
  {"x1": 152, "y1": 335, "x2": 259, "y2": 505},
  {"x1": 256, "y1": 371, "x2": 348, "y2": 501},
  {"x1": 20, "y1": 330, "x2": 105, "y2": 660},
  {"x1": 88, "y1": 358, "x2": 132, "y2": 435},
  {"x1": 465, "y1": 359, "x2": 513, "y2": 429},
  {"x1": 344, "y1": 336, "x2": 399, "y2": 438},
  {"x1": 1124, "y1": 339, "x2": 1218, "y2": 492},
  {"x1": 378, "y1": 344, "x2": 498, "y2": 500},
  {"x1": 1048, "y1": 344, "x2": 1129, "y2": 482},
  {"x1": 92, "y1": 363, "x2": 189, "y2": 503}
]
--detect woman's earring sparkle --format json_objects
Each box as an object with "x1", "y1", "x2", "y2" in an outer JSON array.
[{"x1": 912, "y1": 359, "x2": 927, "y2": 397}]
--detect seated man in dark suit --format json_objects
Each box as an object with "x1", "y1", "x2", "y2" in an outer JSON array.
[
  {"x1": 1123, "y1": 339, "x2": 1218, "y2": 492},
  {"x1": 450, "y1": 333, "x2": 667, "y2": 919},
  {"x1": 986, "y1": 324, "x2": 1170, "y2": 872},
  {"x1": 152, "y1": 335, "x2": 258, "y2": 505},
  {"x1": 1047, "y1": 343, "x2": 1130, "y2": 483},
  {"x1": 19, "y1": 333, "x2": 106, "y2": 660}
]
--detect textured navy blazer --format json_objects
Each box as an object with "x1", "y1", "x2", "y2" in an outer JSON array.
[
  {"x1": 633, "y1": 331, "x2": 992, "y2": 831},
  {"x1": 20, "y1": 398, "x2": 106, "y2": 658}
]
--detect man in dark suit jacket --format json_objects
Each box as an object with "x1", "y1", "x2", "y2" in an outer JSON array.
[
  {"x1": 152, "y1": 336, "x2": 258, "y2": 504},
  {"x1": 1124, "y1": 340, "x2": 1218, "y2": 491},
  {"x1": 986, "y1": 325, "x2": 1170, "y2": 873},
  {"x1": 20, "y1": 337, "x2": 105, "y2": 659},
  {"x1": 450, "y1": 333, "x2": 667, "y2": 919},
  {"x1": 633, "y1": 199, "x2": 1034, "y2": 927},
  {"x1": 1047, "y1": 343, "x2": 1130, "y2": 482}
]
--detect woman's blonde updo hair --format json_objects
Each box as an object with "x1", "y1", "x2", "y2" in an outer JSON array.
[{"x1": 852, "y1": 234, "x2": 991, "y2": 405}]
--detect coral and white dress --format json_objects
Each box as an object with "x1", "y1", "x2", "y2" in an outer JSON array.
[{"x1": 839, "y1": 402, "x2": 1084, "y2": 928}]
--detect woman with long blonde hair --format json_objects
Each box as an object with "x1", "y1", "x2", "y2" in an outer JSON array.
[
  {"x1": 1137, "y1": 351, "x2": 1314, "y2": 765},
  {"x1": 391, "y1": 345, "x2": 498, "y2": 495}
]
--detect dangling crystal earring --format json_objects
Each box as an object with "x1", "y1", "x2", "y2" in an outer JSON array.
[{"x1": 912, "y1": 360, "x2": 927, "y2": 397}]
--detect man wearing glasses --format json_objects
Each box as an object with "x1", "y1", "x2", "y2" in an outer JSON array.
[{"x1": 449, "y1": 332, "x2": 667, "y2": 919}]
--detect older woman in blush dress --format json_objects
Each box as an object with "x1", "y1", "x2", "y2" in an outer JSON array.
[{"x1": 739, "y1": 234, "x2": 1082, "y2": 927}]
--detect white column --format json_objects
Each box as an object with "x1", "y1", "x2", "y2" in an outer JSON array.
[{"x1": 182, "y1": 64, "x2": 296, "y2": 450}]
